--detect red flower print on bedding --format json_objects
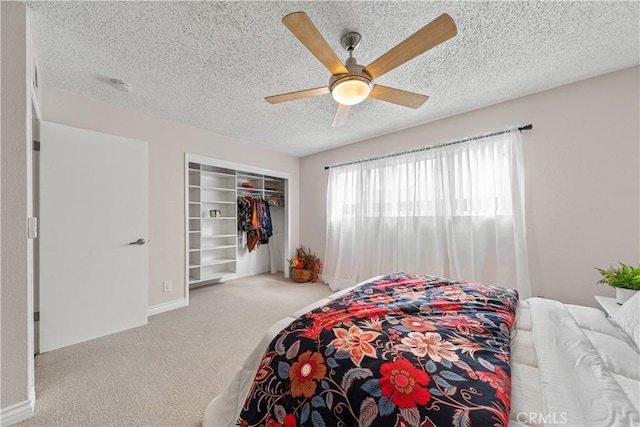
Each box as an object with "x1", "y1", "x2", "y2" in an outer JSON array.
[
  {"x1": 379, "y1": 359, "x2": 431, "y2": 408},
  {"x1": 478, "y1": 366, "x2": 511, "y2": 407},
  {"x1": 430, "y1": 299, "x2": 461, "y2": 312},
  {"x1": 267, "y1": 414, "x2": 296, "y2": 427},
  {"x1": 238, "y1": 273, "x2": 518, "y2": 427},
  {"x1": 440, "y1": 316, "x2": 487, "y2": 335},
  {"x1": 309, "y1": 307, "x2": 349, "y2": 330},
  {"x1": 347, "y1": 302, "x2": 387, "y2": 319},
  {"x1": 400, "y1": 316, "x2": 437, "y2": 332}
]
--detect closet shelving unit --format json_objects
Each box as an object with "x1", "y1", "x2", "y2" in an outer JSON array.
[
  {"x1": 186, "y1": 155, "x2": 288, "y2": 289},
  {"x1": 188, "y1": 162, "x2": 238, "y2": 284}
]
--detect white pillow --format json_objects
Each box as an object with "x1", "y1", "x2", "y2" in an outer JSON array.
[{"x1": 613, "y1": 290, "x2": 640, "y2": 349}]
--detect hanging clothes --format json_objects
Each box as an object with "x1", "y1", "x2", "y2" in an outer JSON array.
[
  {"x1": 238, "y1": 196, "x2": 274, "y2": 252},
  {"x1": 258, "y1": 199, "x2": 273, "y2": 244},
  {"x1": 250, "y1": 197, "x2": 260, "y2": 231},
  {"x1": 237, "y1": 197, "x2": 252, "y2": 232},
  {"x1": 246, "y1": 229, "x2": 260, "y2": 252},
  {"x1": 249, "y1": 197, "x2": 262, "y2": 251},
  {"x1": 264, "y1": 201, "x2": 273, "y2": 236},
  {"x1": 237, "y1": 196, "x2": 252, "y2": 249}
]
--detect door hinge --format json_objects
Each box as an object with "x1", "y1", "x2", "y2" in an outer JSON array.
[
  {"x1": 33, "y1": 140, "x2": 40, "y2": 151},
  {"x1": 28, "y1": 217, "x2": 38, "y2": 239},
  {"x1": 34, "y1": 312, "x2": 40, "y2": 322}
]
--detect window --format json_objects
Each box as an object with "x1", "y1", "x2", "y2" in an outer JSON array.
[{"x1": 323, "y1": 129, "x2": 530, "y2": 299}]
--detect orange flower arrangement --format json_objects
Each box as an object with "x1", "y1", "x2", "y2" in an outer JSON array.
[{"x1": 288, "y1": 246, "x2": 322, "y2": 282}]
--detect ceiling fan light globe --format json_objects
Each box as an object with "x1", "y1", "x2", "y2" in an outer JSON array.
[{"x1": 331, "y1": 78, "x2": 372, "y2": 106}]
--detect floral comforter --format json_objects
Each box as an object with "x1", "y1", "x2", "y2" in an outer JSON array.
[{"x1": 238, "y1": 273, "x2": 518, "y2": 427}]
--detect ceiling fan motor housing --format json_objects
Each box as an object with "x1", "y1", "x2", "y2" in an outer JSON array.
[{"x1": 329, "y1": 57, "x2": 374, "y2": 94}]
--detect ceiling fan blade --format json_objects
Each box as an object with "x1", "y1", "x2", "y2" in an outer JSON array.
[
  {"x1": 282, "y1": 12, "x2": 349, "y2": 76},
  {"x1": 363, "y1": 13, "x2": 457, "y2": 80},
  {"x1": 369, "y1": 85, "x2": 429, "y2": 109},
  {"x1": 332, "y1": 103, "x2": 351, "y2": 127},
  {"x1": 265, "y1": 87, "x2": 329, "y2": 104}
]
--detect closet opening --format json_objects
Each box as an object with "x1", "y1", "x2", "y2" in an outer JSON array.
[{"x1": 185, "y1": 154, "x2": 290, "y2": 296}]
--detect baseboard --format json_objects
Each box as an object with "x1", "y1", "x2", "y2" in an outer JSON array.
[
  {"x1": 147, "y1": 298, "x2": 188, "y2": 316},
  {"x1": 1, "y1": 400, "x2": 34, "y2": 426}
]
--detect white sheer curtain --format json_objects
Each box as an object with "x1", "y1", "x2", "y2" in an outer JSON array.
[{"x1": 323, "y1": 129, "x2": 531, "y2": 298}]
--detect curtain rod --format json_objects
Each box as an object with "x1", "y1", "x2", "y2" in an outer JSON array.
[{"x1": 324, "y1": 124, "x2": 533, "y2": 170}]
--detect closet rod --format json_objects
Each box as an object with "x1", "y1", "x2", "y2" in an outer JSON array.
[{"x1": 324, "y1": 124, "x2": 533, "y2": 170}]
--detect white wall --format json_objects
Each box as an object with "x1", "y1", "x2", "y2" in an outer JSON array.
[
  {"x1": 2, "y1": 0, "x2": 27, "y2": 409},
  {"x1": 300, "y1": 66, "x2": 640, "y2": 308},
  {"x1": 41, "y1": 87, "x2": 300, "y2": 308},
  {"x1": 1, "y1": 1, "x2": 37, "y2": 420}
]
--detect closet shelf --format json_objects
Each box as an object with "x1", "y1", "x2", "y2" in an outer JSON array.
[
  {"x1": 189, "y1": 169, "x2": 235, "y2": 178},
  {"x1": 190, "y1": 259, "x2": 236, "y2": 268},
  {"x1": 199, "y1": 217, "x2": 236, "y2": 220},
  {"x1": 200, "y1": 186, "x2": 237, "y2": 192},
  {"x1": 237, "y1": 172, "x2": 263, "y2": 179},
  {"x1": 200, "y1": 258, "x2": 236, "y2": 267},
  {"x1": 202, "y1": 245, "x2": 236, "y2": 250},
  {"x1": 201, "y1": 200, "x2": 235, "y2": 205},
  {"x1": 190, "y1": 271, "x2": 235, "y2": 284},
  {"x1": 202, "y1": 234, "x2": 236, "y2": 239}
]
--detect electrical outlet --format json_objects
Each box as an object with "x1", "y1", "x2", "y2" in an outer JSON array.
[{"x1": 163, "y1": 280, "x2": 172, "y2": 292}]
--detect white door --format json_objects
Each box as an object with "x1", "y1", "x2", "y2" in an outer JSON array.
[{"x1": 39, "y1": 121, "x2": 148, "y2": 352}]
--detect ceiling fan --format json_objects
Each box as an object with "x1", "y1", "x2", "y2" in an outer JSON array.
[{"x1": 265, "y1": 12, "x2": 457, "y2": 127}]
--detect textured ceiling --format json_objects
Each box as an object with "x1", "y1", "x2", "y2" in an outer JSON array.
[{"x1": 28, "y1": 1, "x2": 639, "y2": 157}]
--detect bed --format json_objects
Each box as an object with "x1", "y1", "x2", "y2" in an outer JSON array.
[{"x1": 203, "y1": 273, "x2": 640, "y2": 427}]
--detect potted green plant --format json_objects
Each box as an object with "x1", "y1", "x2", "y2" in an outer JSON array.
[{"x1": 596, "y1": 262, "x2": 640, "y2": 304}]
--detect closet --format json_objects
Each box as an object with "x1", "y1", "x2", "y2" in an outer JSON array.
[{"x1": 186, "y1": 154, "x2": 288, "y2": 288}]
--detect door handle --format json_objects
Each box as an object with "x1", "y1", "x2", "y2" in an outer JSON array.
[{"x1": 129, "y1": 238, "x2": 146, "y2": 245}]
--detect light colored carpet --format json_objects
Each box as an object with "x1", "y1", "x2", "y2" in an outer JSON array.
[{"x1": 18, "y1": 273, "x2": 334, "y2": 427}]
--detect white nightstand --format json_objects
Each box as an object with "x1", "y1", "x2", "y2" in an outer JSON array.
[{"x1": 594, "y1": 295, "x2": 620, "y2": 318}]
